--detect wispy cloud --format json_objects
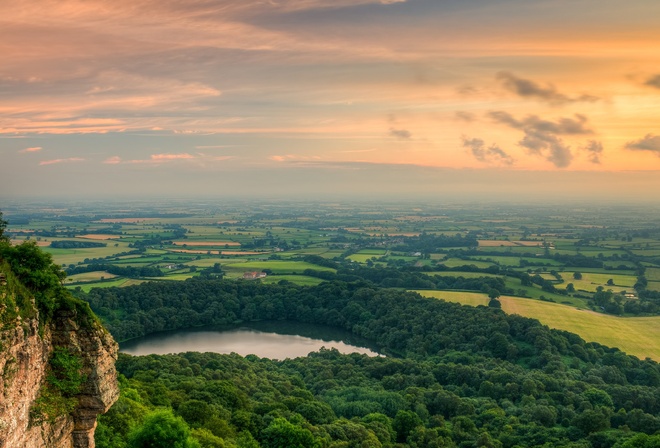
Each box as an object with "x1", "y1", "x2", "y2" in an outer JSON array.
[
  {"x1": 150, "y1": 153, "x2": 195, "y2": 161},
  {"x1": 644, "y1": 75, "x2": 660, "y2": 89},
  {"x1": 20, "y1": 146, "x2": 42, "y2": 153},
  {"x1": 389, "y1": 128, "x2": 411, "y2": 139},
  {"x1": 583, "y1": 140, "x2": 604, "y2": 164},
  {"x1": 39, "y1": 157, "x2": 84, "y2": 166},
  {"x1": 488, "y1": 112, "x2": 593, "y2": 168},
  {"x1": 269, "y1": 154, "x2": 322, "y2": 163},
  {"x1": 462, "y1": 137, "x2": 514, "y2": 166},
  {"x1": 454, "y1": 111, "x2": 476, "y2": 122},
  {"x1": 118, "y1": 152, "x2": 234, "y2": 165},
  {"x1": 496, "y1": 72, "x2": 598, "y2": 105},
  {"x1": 625, "y1": 134, "x2": 660, "y2": 154}
]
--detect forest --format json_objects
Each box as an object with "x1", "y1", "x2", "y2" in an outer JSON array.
[{"x1": 80, "y1": 278, "x2": 660, "y2": 447}]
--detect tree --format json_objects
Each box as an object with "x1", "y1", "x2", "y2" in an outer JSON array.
[
  {"x1": 261, "y1": 418, "x2": 319, "y2": 448},
  {"x1": 573, "y1": 272, "x2": 583, "y2": 280},
  {"x1": 488, "y1": 289, "x2": 501, "y2": 300},
  {"x1": 0, "y1": 210, "x2": 7, "y2": 241},
  {"x1": 128, "y1": 409, "x2": 200, "y2": 448},
  {"x1": 488, "y1": 289, "x2": 502, "y2": 308},
  {"x1": 393, "y1": 410, "x2": 423, "y2": 443},
  {"x1": 566, "y1": 283, "x2": 575, "y2": 293},
  {"x1": 607, "y1": 279, "x2": 614, "y2": 286}
]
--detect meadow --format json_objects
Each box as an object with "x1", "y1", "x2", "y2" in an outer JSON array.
[{"x1": 414, "y1": 290, "x2": 660, "y2": 361}]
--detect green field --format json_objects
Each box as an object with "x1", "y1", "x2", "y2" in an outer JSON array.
[
  {"x1": 424, "y1": 271, "x2": 500, "y2": 279},
  {"x1": 65, "y1": 271, "x2": 117, "y2": 283},
  {"x1": 414, "y1": 290, "x2": 660, "y2": 361},
  {"x1": 440, "y1": 258, "x2": 494, "y2": 269},
  {"x1": 261, "y1": 275, "x2": 325, "y2": 286},
  {"x1": 222, "y1": 260, "x2": 336, "y2": 275},
  {"x1": 559, "y1": 271, "x2": 636, "y2": 293}
]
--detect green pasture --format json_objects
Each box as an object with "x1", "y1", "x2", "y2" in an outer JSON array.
[
  {"x1": 630, "y1": 249, "x2": 660, "y2": 256},
  {"x1": 558, "y1": 272, "x2": 636, "y2": 293},
  {"x1": 476, "y1": 246, "x2": 545, "y2": 255},
  {"x1": 260, "y1": 275, "x2": 325, "y2": 286},
  {"x1": 424, "y1": 271, "x2": 501, "y2": 279},
  {"x1": 67, "y1": 278, "x2": 132, "y2": 292},
  {"x1": 347, "y1": 254, "x2": 378, "y2": 263},
  {"x1": 439, "y1": 258, "x2": 494, "y2": 269},
  {"x1": 42, "y1": 241, "x2": 133, "y2": 265},
  {"x1": 469, "y1": 256, "x2": 534, "y2": 267},
  {"x1": 646, "y1": 282, "x2": 660, "y2": 292},
  {"x1": 502, "y1": 277, "x2": 583, "y2": 306},
  {"x1": 414, "y1": 290, "x2": 660, "y2": 361},
  {"x1": 222, "y1": 260, "x2": 336, "y2": 275},
  {"x1": 65, "y1": 271, "x2": 117, "y2": 283},
  {"x1": 645, "y1": 268, "x2": 660, "y2": 281}
]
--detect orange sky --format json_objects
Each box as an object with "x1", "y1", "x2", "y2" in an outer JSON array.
[{"x1": 2, "y1": 0, "x2": 660, "y2": 199}]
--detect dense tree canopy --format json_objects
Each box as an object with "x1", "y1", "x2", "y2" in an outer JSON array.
[{"x1": 83, "y1": 278, "x2": 660, "y2": 447}]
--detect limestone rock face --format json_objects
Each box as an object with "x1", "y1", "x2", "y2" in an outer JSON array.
[{"x1": 0, "y1": 299, "x2": 119, "y2": 448}]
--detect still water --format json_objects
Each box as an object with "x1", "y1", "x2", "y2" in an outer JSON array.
[{"x1": 120, "y1": 321, "x2": 382, "y2": 360}]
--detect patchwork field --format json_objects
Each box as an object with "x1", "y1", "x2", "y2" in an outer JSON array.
[{"x1": 414, "y1": 290, "x2": 660, "y2": 361}]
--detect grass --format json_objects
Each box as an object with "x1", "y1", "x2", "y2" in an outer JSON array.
[
  {"x1": 439, "y1": 258, "x2": 494, "y2": 269},
  {"x1": 414, "y1": 290, "x2": 660, "y2": 361},
  {"x1": 424, "y1": 271, "x2": 501, "y2": 279},
  {"x1": 261, "y1": 275, "x2": 325, "y2": 286},
  {"x1": 64, "y1": 271, "x2": 117, "y2": 283},
  {"x1": 645, "y1": 267, "x2": 660, "y2": 281},
  {"x1": 66, "y1": 278, "x2": 131, "y2": 292},
  {"x1": 42, "y1": 241, "x2": 132, "y2": 265},
  {"x1": 559, "y1": 272, "x2": 636, "y2": 293},
  {"x1": 222, "y1": 260, "x2": 336, "y2": 275}
]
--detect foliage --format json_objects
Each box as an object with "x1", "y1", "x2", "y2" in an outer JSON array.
[
  {"x1": 262, "y1": 418, "x2": 319, "y2": 448},
  {"x1": 90, "y1": 278, "x2": 660, "y2": 447},
  {"x1": 47, "y1": 348, "x2": 87, "y2": 396},
  {"x1": 0, "y1": 211, "x2": 7, "y2": 241},
  {"x1": 127, "y1": 409, "x2": 200, "y2": 448},
  {"x1": 30, "y1": 348, "x2": 86, "y2": 424},
  {"x1": 0, "y1": 241, "x2": 99, "y2": 327}
]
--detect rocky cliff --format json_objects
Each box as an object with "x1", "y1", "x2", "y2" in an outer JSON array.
[{"x1": 0, "y1": 268, "x2": 119, "y2": 448}]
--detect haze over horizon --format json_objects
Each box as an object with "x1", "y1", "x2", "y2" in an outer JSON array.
[{"x1": 2, "y1": 0, "x2": 660, "y2": 201}]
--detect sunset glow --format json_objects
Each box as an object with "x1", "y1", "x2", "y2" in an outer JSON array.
[{"x1": 2, "y1": 0, "x2": 660, "y2": 199}]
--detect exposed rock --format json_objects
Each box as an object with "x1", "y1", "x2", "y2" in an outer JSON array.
[{"x1": 0, "y1": 286, "x2": 119, "y2": 447}]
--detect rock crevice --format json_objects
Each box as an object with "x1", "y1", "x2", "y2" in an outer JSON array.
[{"x1": 0, "y1": 297, "x2": 118, "y2": 448}]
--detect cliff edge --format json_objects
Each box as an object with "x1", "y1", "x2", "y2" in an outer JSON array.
[{"x1": 0, "y1": 248, "x2": 119, "y2": 448}]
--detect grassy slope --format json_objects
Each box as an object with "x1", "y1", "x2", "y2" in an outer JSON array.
[{"x1": 414, "y1": 290, "x2": 660, "y2": 361}]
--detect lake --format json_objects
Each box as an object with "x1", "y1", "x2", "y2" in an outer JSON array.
[{"x1": 120, "y1": 320, "x2": 382, "y2": 360}]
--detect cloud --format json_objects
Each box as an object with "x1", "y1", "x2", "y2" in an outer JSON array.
[
  {"x1": 496, "y1": 72, "x2": 598, "y2": 105},
  {"x1": 150, "y1": 153, "x2": 195, "y2": 161},
  {"x1": 454, "y1": 111, "x2": 476, "y2": 122},
  {"x1": 108, "y1": 153, "x2": 232, "y2": 165},
  {"x1": 389, "y1": 128, "x2": 411, "y2": 139},
  {"x1": 39, "y1": 157, "x2": 84, "y2": 166},
  {"x1": 545, "y1": 144, "x2": 573, "y2": 168},
  {"x1": 644, "y1": 75, "x2": 660, "y2": 89},
  {"x1": 582, "y1": 140, "x2": 603, "y2": 164},
  {"x1": 625, "y1": 134, "x2": 660, "y2": 154},
  {"x1": 20, "y1": 146, "x2": 42, "y2": 153},
  {"x1": 269, "y1": 154, "x2": 321, "y2": 163},
  {"x1": 462, "y1": 137, "x2": 514, "y2": 166},
  {"x1": 488, "y1": 111, "x2": 593, "y2": 135},
  {"x1": 488, "y1": 111, "x2": 593, "y2": 168}
]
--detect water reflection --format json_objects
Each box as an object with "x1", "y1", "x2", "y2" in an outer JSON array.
[{"x1": 120, "y1": 321, "x2": 382, "y2": 360}]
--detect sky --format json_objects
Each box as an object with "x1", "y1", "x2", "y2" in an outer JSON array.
[{"x1": 2, "y1": 0, "x2": 660, "y2": 201}]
